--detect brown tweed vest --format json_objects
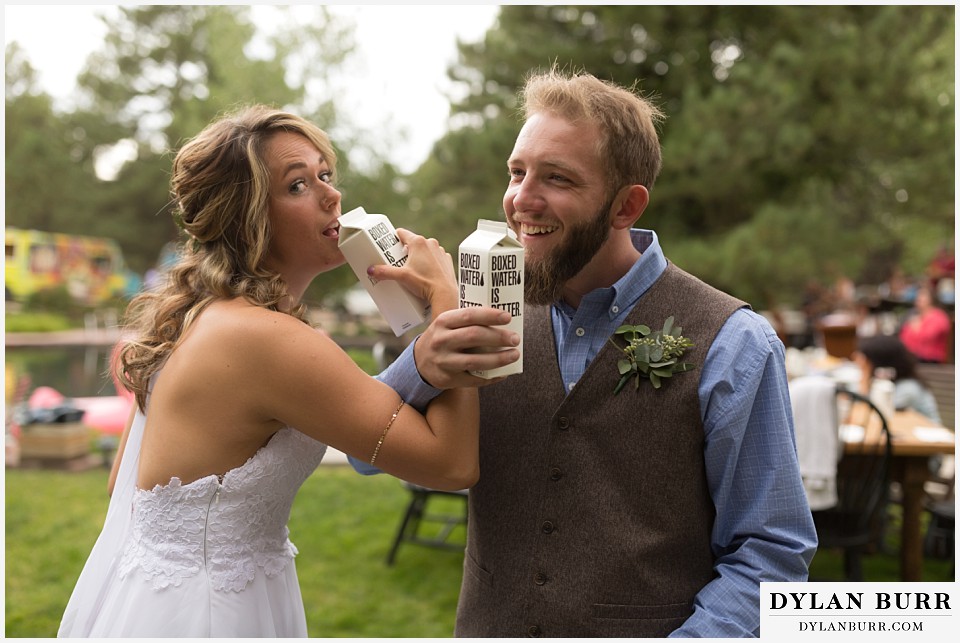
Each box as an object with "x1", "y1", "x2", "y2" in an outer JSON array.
[{"x1": 455, "y1": 263, "x2": 748, "y2": 638}]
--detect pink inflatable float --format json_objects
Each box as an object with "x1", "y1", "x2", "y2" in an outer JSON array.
[
  {"x1": 73, "y1": 392, "x2": 134, "y2": 436},
  {"x1": 27, "y1": 385, "x2": 133, "y2": 437}
]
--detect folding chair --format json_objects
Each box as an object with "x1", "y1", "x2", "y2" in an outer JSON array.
[{"x1": 385, "y1": 482, "x2": 468, "y2": 565}]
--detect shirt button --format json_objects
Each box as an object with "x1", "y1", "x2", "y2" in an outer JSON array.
[
  {"x1": 575, "y1": 327, "x2": 585, "y2": 337},
  {"x1": 549, "y1": 467, "x2": 563, "y2": 481},
  {"x1": 611, "y1": 305, "x2": 620, "y2": 314},
  {"x1": 527, "y1": 625, "x2": 542, "y2": 637},
  {"x1": 541, "y1": 520, "x2": 555, "y2": 534},
  {"x1": 567, "y1": 382, "x2": 575, "y2": 391},
  {"x1": 534, "y1": 572, "x2": 548, "y2": 585},
  {"x1": 557, "y1": 416, "x2": 569, "y2": 430}
]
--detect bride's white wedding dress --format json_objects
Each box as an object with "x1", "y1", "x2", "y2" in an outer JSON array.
[{"x1": 58, "y1": 403, "x2": 327, "y2": 637}]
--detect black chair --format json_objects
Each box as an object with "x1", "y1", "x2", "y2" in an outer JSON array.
[
  {"x1": 811, "y1": 388, "x2": 892, "y2": 581},
  {"x1": 923, "y1": 498, "x2": 955, "y2": 562},
  {"x1": 386, "y1": 482, "x2": 468, "y2": 565},
  {"x1": 923, "y1": 461, "x2": 955, "y2": 569}
]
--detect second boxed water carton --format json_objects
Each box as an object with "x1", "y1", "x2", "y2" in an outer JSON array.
[
  {"x1": 458, "y1": 219, "x2": 524, "y2": 378},
  {"x1": 338, "y1": 207, "x2": 431, "y2": 336}
]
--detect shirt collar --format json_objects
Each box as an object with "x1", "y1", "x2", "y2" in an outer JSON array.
[{"x1": 616, "y1": 228, "x2": 667, "y2": 309}]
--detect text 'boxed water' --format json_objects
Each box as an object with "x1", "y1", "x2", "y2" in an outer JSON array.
[
  {"x1": 338, "y1": 207, "x2": 431, "y2": 336},
  {"x1": 459, "y1": 219, "x2": 524, "y2": 378}
]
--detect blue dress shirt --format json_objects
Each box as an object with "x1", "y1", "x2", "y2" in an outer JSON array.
[{"x1": 363, "y1": 229, "x2": 817, "y2": 638}]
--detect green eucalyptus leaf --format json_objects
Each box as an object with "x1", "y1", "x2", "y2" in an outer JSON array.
[
  {"x1": 650, "y1": 346, "x2": 664, "y2": 362},
  {"x1": 649, "y1": 359, "x2": 677, "y2": 368},
  {"x1": 636, "y1": 344, "x2": 651, "y2": 363},
  {"x1": 662, "y1": 316, "x2": 675, "y2": 335},
  {"x1": 617, "y1": 359, "x2": 633, "y2": 375},
  {"x1": 673, "y1": 362, "x2": 695, "y2": 373},
  {"x1": 652, "y1": 367, "x2": 674, "y2": 377},
  {"x1": 650, "y1": 372, "x2": 662, "y2": 388}
]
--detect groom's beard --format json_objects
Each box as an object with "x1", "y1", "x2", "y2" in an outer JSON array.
[{"x1": 523, "y1": 202, "x2": 613, "y2": 306}]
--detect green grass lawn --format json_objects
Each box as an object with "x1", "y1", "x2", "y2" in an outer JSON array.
[{"x1": 5, "y1": 465, "x2": 954, "y2": 637}]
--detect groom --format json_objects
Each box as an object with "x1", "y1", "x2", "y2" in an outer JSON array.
[{"x1": 366, "y1": 67, "x2": 815, "y2": 637}]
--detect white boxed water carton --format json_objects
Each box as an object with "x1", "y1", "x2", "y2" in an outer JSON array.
[
  {"x1": 458, "y1": 219, "x2": 524, "y2": 378},
  {"x1": 338, "y1": 207, "x2": 431, "y2": 336}
]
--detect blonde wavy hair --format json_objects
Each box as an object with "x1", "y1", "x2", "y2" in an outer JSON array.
[{"x1": 117, "y1": 105, "x2": 338, "y2": 411}]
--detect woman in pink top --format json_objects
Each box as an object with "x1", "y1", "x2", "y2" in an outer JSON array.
[{"x1": 899, "y1": 285, "x2": 952, "y2": 363}]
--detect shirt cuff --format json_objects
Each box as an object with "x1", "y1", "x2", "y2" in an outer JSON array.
[
  {"x1": 347, "y1": 454, "x2": 381, "y2": 475},
  {"x1": 374, "y1": 335, "x2": 442, "y2": 413}
]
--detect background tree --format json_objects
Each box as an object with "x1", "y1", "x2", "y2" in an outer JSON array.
[
  {"x1": 413, "y1": 5, "x2": 954, "y2": 309},
  {"x1": 5, "y1": 44, "x2": 97, "y2": 235}
]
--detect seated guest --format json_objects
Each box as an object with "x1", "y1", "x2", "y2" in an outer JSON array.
[{"x1": 899, "y1": 285, "x2": 952, "y2": 364}]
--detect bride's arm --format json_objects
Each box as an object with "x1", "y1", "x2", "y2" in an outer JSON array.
[{"x1": 240, "y1": 230, "x2": 496, "y2": 489}]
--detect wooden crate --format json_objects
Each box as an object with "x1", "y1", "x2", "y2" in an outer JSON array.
[{"x1": 19, "y1": 423, "x2": 91, "y2": 459}]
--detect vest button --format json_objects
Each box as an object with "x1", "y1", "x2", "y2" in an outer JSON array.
[
  {"x1": 549, "y1": 467, "x2": 563, "y2": 481},
  {"x1": 527, "y1": 625, "x2": 542, "y2": 637},
  {"x1": 534, "y1": 572, "x2": 548, "y2": 585},
  {"x1": 557, "y1": 416, "x2": 569, "y2": 430},
  {"x1": 541, "y1": 520, "x2": 555, "y2": 534}
]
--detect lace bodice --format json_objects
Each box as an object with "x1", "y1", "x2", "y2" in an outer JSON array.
[{"x1": 118, "y1": 428, "x2": 326, "y2": 592}]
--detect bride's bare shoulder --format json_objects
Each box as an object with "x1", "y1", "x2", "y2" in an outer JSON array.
[
  {"x1": 172, "y1": 299, "x2": 329, "y2": 366},
  {"x1": 200, "y1": 298, "x2": 317, "y2": 335}
]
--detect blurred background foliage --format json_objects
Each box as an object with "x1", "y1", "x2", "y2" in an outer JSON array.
[{"x1": 5, "y1": 4, "x2": 955, "y2": 311}]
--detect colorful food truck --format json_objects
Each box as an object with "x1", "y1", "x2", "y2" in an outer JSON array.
[{"x1": 5, "y1": 227, "x2": 141, "y2": 305}]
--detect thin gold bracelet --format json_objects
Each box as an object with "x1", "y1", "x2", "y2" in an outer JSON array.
[{"x1": 370, "y1": 400, "x2": 405, "y2": 465}]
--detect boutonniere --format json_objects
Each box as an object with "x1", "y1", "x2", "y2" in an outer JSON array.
[{"x1": 609, "y1": 316, "x2": 695, "y2": 394}]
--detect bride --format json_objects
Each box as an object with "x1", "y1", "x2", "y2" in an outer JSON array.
[{"x1": 58, "y1": 105, "x2": 519, "y2": 637}]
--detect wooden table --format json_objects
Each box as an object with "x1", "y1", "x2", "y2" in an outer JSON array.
[{"x1": 846, "y1": 408, "x2": 955, "y2": 581}]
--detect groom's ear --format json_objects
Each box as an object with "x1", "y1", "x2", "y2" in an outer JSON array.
[{"x1": 609, "y1": 185, "x2": 649, "y2": 230}]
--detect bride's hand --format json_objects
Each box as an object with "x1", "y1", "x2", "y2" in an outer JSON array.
[{"x1": 367, "y1": 228, "x2": 458, "y2": 314}]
